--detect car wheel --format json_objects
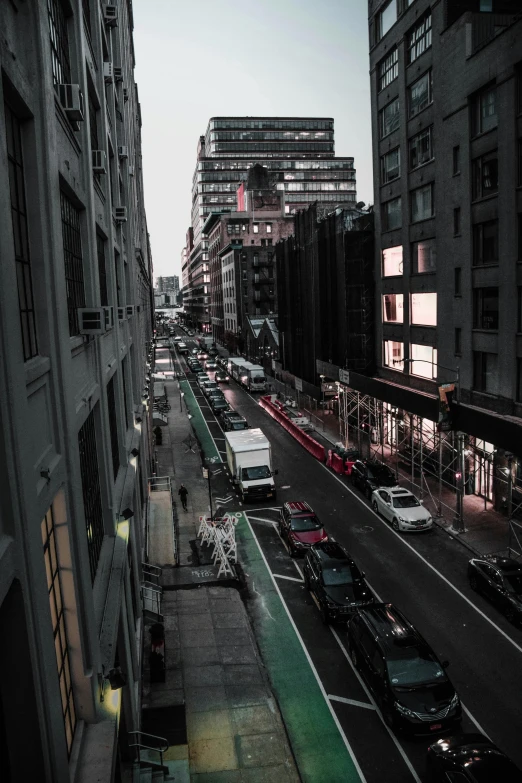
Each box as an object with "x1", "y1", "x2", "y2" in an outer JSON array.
[
  {"x1": 469, "y1": 574, "x2": 478, "y2": 591},
  {"x1": 372, "y1": 500, "x2": 379, "y2": 514},
  {"x1": 392, "y1": 518, "x2": 400, "y2": 532}
]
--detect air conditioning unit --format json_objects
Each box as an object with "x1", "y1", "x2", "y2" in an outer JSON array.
[
  {"x1": 103, "y1": 5, "x2": 118, "y2": 26},
  {"x1": 103, "y1": 306, "x2": 114, "y2": 329},
  {"x1": 114, "y1": 67, "x2": 123, "y2": 82},
  {"x1": 114, "y1": 206, "x2": 127, "y2": 222},
  {"x1": 103, "y1": 62, "x2": 114, "y2": 82},
  {"x1": 92, "y1": 150, "x2": 107, "y2": 173},
  {"x1": 118, "y1": 145, "x2": 129, "y2": 159},
  {"x1": 118, "y1": 306, "x2": 126, "y2": 321},
  {"x1": 128, "y1": 165, "x2": 135, "y2": 176},
  {"x1": 58, "y1": 84, "x2": 85, "y2": 122},
  {"x1": 123, "y1": 88, "x2": 129, "y2": 102},
  {"x1": 78, "y1": 308, "x2": 106, "y2": 335},
  {"x1": 126, "y1": 305, "x2": 135, "y2": 318}
]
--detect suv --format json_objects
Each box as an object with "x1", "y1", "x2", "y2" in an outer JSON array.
[
  {"x1": 303, "y1": 541, "x2": 374, "y2": 623},
  {"x1": 278, "y1": 501, "x2": 328, "y2": 557},
  {"x1": 351, "y1": 459, "x2": 398, "y2": 499},
  {"x1": 220, "y1": 411, "x2": 249, "y2": 431},
  {"x1": 210, "y1": 397, "x2": 230, "y2": 415},
  {"x1": 348, "y1": 604, "x2": 461, "y2": 735}
]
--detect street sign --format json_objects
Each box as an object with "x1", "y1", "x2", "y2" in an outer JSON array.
[
  {"x1": 295, "y1": 377, "x2": 303, "y2": 392},
  {"x1": 339, "y1": 369, "x2": 350, "y2": 386}
]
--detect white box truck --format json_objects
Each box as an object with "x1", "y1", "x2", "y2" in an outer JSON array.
[
  {"x1": 228, "y1": 357, "x2": 246, "y2": 382},
  {"x1": 238, "y1": 363, "x2": 267, "y2": 392},
  {"x1": 225, "y1": 428, "x2": 277, "y2": 502}
]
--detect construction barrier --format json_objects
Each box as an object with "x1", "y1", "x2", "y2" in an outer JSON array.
[{"x1": 259, "y1": 396, "x2": 326, "y2": 462}]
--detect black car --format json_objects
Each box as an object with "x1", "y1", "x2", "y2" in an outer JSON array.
[
  {"x1": 210, "y1": 397, "x2": 230, "y2": 415},
  {"x1": 220, "y1": 411, "x2": 249, "y2": 431},
  {"x1": 351, "y1": 459, "x2": 398, "y2": 499},
  {"x1": 426, "y1": 734, "x2": 522, "y2": 781},
  {"x1": 215, "y1": 370, "x2": 230, "y2": 383},
  {"x1": 303, "y1": 541, "x2": 374, "y2": 623},
  {"x1": 468, "y1": 556, "x2": 522, "y2": 624},
  {"x1": 348, "y1": 604, "x2": 461, "y2": 736}
]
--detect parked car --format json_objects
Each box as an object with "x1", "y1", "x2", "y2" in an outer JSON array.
[
  {"x1": 351, "y1": 459, "x2": 398, "y2": 498},
  {"x1": 207, "y1": 389, "x2": 225, "y2": 403},
  {"x1": 190, "y1": 348, "x2": 198, "y2": 356},
  {"x1": 196, "y1": 373, "x2": 210, "y2": 387},
  {"x1": 426, "y1": 734, "x2": 522, "y2": 781},
  {"x1": 208, "y1": 348, "x2": 218, "y2": 357},
  {"x1": 205, "y1": 360, "x2": 218, "y2": 370},
  {"x1": 303, "y1": 541, "x2": 374, "y2": 623},
  {"x1": 348, "y1": 604, "x2": 461, "y2": 736},
  {"x1": 371, "y1": 487, "x2": 433, "y2": 532},
  {"x1": 468, "y1": 556, "x2": 522, "y2": 624},
  {"x1": 278, "y1": 501, "x2": 328, "y2": 557},
  {"x1": 202, "y1": 381, "x2": 220, "y2": 398},
  {"x1": 220, "y1": 411, "x2": 249, "y2": 431},
  {"x1": 215, "y1": 370, "x2": 230, "y2": 383},
  {"x1": 210, "y1": 397, "x2": 230, "y2": 415}
]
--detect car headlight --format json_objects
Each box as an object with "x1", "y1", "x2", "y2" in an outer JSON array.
[
  {"x1": 449, "y1": 693, "x2": 460, "y2": 711},
  {"x1": 398, "y1": 516, "x2": 407, "y2": 523},
  {"x1": 394, "y1": 702, "x2": 416, "y2": 718}
]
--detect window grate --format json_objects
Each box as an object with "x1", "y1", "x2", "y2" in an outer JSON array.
[
  {"x1": 106, "y1": 376, "x2": 120, "y2": 480},
  {"x1": 48, "y1": 0, "x2": 71, "y2": 86},
  {"x1": 60, "y1": 192, "x2": 85, "y2": 335},
  {"x1": 78, "y1": 411, "x2": 104, "y2": 583}
]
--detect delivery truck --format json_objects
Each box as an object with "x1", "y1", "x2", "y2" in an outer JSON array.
[
  {"x1": 227, "y1": 357, "x2": 246, "y2": 382},
  {"x1": 225, "y1": 428, "x2": 277, "y2": 502},
  {"x1": 238, "y1": 363, "x2": 267, "y2": 392}
]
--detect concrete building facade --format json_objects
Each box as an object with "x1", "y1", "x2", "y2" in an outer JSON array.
[{"x1": 0, "y1": 1, "x2": 154, "y2": 781}]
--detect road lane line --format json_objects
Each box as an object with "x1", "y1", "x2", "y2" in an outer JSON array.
[
  {"x1": 274, "y1": 573, "x2": 304, "y2": 583},
  {"x1": 245, "y1": 513, "x2": 368, "y2": 783},
  {"x1": 248, "y1": 515, "x2": 279, "y2": 525},
  {"x1": 462, "y1": 703, "x2": 491, "y2": 740},
  {"x1": 293, "y1": 561, "x2": 304, "y2": 580},
  {"x1": 328, "y1": 695, "x2": 375, "y2": 710}
]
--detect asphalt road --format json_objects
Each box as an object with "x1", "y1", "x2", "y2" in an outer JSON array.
[{"x1": 170, "y1": 327, "x2": 522, "y2": 782}]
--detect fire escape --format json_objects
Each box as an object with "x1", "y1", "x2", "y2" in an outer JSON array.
[{"x1": 253, "y1": 255, "x2": 275, "y2": 315}]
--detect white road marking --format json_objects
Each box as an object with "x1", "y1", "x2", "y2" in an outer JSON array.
[
  {"x1": 244, "y1": 513, "x2": 368, "y2": 783},
  {"x1": 462, "y1": 703, "x2": 491, "y2": 740},
  {"x1": 328, "y1": 695, "x2": 375, "y2": 711},
  {"x1": 248, "y1": 515, "x2": 279, "y2": 525},
  {"x1": 273, "y1": 573, "x2": 304, "y2": 583},
  {"x1": 293, "y1": 561, "x2": 304, "y2": 580}
]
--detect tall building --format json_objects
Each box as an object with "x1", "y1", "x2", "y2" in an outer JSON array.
[
  {"x1": 156, "y1": 275, "x2": 179, "y2": 295},
  {"x1": 0, "y1": 1, "x2": 154, "y2": 781},
  {"x1": 183, "y1": 117, "x2": 357, "y2": 330}
]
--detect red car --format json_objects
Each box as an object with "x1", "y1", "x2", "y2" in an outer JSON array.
[{"x1": 279, "y1": 501, "x2": 328, "y2": 557}]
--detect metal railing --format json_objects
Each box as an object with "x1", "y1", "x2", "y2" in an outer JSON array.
[
  {"x1": 128, "y1": 730, "x2": 169, "y2": 770},
  {"x1": 142, "y1": 562, "x2": 162, "y2": 586},
  {"x1": 141, "y1": 583, "x2": 163, "y2": 620},
  {"x1": 149, "y1": 476, "x2": 171, "y2": 492}
]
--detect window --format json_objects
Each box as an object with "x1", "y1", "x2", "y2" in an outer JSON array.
[
  {"x1": 382, "y1": 293, "x2": 404, "y2": 323},
  {"x1": 453, "y1": 207, "x2": 461, "y2": 236},
  {"x1": 382, "y1": 245, "x2": 403, "y2": 276},
  {"x1": 454, "y1": 267, "x2": 462, "y2": 296},
  {"x1": 379, "y1": 98, "x2": 400, "y2": 138},
  {"x1": 242, "y1": 270, "x2": 247, "y2": 281},
  {"x1": 412, "y1": 239, "x2": 436, "y2": 273},
  {"x1": 378, "y1": 47, "x2": 399, "y2": 92},
  {"x1": 253, "y1": 223, "x2": 259, "y2": 233},
  {"x1": 517, "y1": 359, "x2": 522, "y2": 402},
  {"x1": 471, "y1": 85, "x2": 497, "y2": 136},
  {"x1": 60, "y1": 192, "x2": 85, "y2": 336},
  {"x1": 411, "y1": 344, "x2": 437, "y2": 379},
  {"x1": 384, "y1": 340, "x2": 404, "y2": 370},
  {"x1": 106, "y1": 376, "x2": 120, "y2": 480},
  {"x1": 377, "y1": 0, "x2": 397, "y2": 41},
  {"x1": 455, "y1": 328, "x2": 462, "y2": 356},
  {"x1": 453, "y1": 145, "x2": 460, "y2": 175},
  {"x1": 78, "y1": 411, "x2": 104, "y2": 583},
  {"x1": 408, "y1": 71, "x2": 432, "y2": 118},
  {"x1": 411, "y1": 183, "x2": 434, "y2": 222},
  {"x1": 409, "y1": 126, "x2": 433, "y2": 169},
  {"x1": 42, "y1": 506, "x2": 77, "y2": 755},
  {"x1": 381, "y1": 148, "x2": 401, "y2": 184},
  {"x1": 473, "y1": 287, "x2": 499, "y2": 330},
  {"x1": 411, "y1": 292, "x2": 437, "y2": 326},
  {"x1": 121, "y1": 357, "x2": 129, "y2": 432},
  {"x1": 266, "y1": 223, "x2": 272, "y2": 233},
  {"x1": 88, "y1": 91, "x2": 99, "y2": 154},
  {"x1": 5, "y1": 102, "x2": 38, "y2": 360},
  {"x1": 382, "y1": 196, "x2": 402, "y2": 231},
  {"x1": 407, "y1": 11, "x2": 432, "y2": 64},
  {"x1": 472, "y1": 151, "x2": 498, "y2": 199},
  {"x1": 473, "y1": 351, "x2": 499, "y2": 394},
  {"x1": 48, "y1": 0, "x2": 71, "y2": 86},
  {"x1": 96, "y1": 233, "x2": 108, "y2": 306},
  {"x1": 473, "y1": 220, "x2": 498, "y2": 265}
]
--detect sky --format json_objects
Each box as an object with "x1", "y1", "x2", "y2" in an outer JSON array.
[{"x1": 132, "y1": 0, "x2": 373, "y2": 281}]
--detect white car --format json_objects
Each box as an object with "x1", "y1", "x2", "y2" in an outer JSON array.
[{"x1": 371, "y1": 487, "x2": 433, "y2": 532}]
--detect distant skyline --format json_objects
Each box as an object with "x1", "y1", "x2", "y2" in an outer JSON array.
[{"x1": 133, "y1": 0, "x2": 373, "y2": 281}]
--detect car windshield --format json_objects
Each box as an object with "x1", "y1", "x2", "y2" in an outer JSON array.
[
  {"x1": 323, "y1": 564, "x2": 358, "y2": 586},
  {"x1": 504, "y1": 573, "x2": 522, "y2": 594},
  {"x1": 368, "y1": 465, "x2": 394, "y2": 481},
  {"x1": 232, "y1": 421, "x2": 248, "y2": 430},
  {"x1": 290, "y1": 514, "x2": 322, "y2": 532},
  {"x1": 387, "y1": 650, "x2": 446, "y2": 687},
  {"x1": 241, "y1": 466, "x2": 271, "y2": 480},
  {"x1": 254, "y1": 376, "x2": 265, "y2": 382},
  {"x1": 392, "y1": 495, "x2": 420, "y2": 508}
]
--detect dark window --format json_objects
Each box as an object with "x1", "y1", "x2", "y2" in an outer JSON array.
[
  {"x1": 473, "y1": 220, "x2": 498, "y2": 265},
  {"x1": 472, "y1": 151, "x2": 498, "y2": 200},
  {"x1": 379, "y1": 98, "x2": 400, "y2": 138},
  {"x1": 412, "y1": 239, "x2": 436, "y2": 273},
  {"x1": 473, "y1": 351, "x2": 499, "y2": 394},
  {"x1": 382, "y1": 196, "x2": 402, "y2": 231},
  {"x1": 114, "y1": 251, "x2": 121, "y2": 307},
  {"x1": 471, "y1": 84, "x2": 497, "y2": 136},
  {"x1": 60, "y1": 192, "x2": 85, "y2": 336},
  {"x1": 407, "y1": 11, "x2": 432, "y2": 64},
  {"x1": 409, "y1": 126, "x2": 433, "y2": 169},
  {"x1": 88, "y1": 91, "x2": 99, "y2": 153},
  {"x1": 96, "y1": 233, "x2": 108, "y2": 306},
  {"x1": 454, "y1": 267, "x2": 462, "y2": 296},
  {"x1": 381, "y1": 147, "x2": 401, "y2": 184},
  {"x1": 48, "y1": 0, "x2": 71, "y2": 86},
  {"x1": 121, "y1": 357, "x2": 129, "y2": 432},
  {"x1": 408, "y1": 70, "x2": 432, "y2": 118},
  {"x1": 378, "y1": 47, "x2": 399, "y2": 92},
  {"x1": 411, "y1": 183, "x2": 434, "y2": 222},
  {"x1": 455, "y1": 328, "x2": 462, "y2": 356},
  {"x1": 453, "y1": 145, "x2": 460, "y2": 175},
  {"x1": 78, "y1": 411, "x2": 104, "y2": 583},
  {"x1": 453, "y1": 207, "x2": 461, "y2": 236},
  {"x1": 5, "y1": 102, "x2": 38, "y2": 360},
  {"x1": 473, "y1": 287, "x2": 499, "y2": 330},
  {"x1": 106, "y1": 376, "x2": 120, "y2": 480}
]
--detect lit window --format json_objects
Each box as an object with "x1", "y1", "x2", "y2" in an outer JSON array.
[
  {"x1": 411, "y1": 344, "x2": 437, "y2": 379},
  {"x1": 253, "y1": 223, "x2": 259, "y2": 233},
  {"x1": 408, "y1": 70, "x2": 432, "y2": 118},
  {"x1": 266, "y1": 223, "x2": 272, "y2": 233},
  {"x1": 382, "y1": 245, "x2": 403, "y2": 276},
  {"x1": 384, "y1": 340, "x2": 404, "y2": 370},
  {"x1": 412, "y1": 239, "x2": 436, "y2": 273},
  {"x1": 411, "y1": 183, "x2": 434, "y2": 222},
  {"x1": 379, "y1": 98, "x2": 400, "y2": 139},
  {"x1": 411, "y1": 292, "x2": 437, "y2": 326},
  {"x1": 382, "y1": 293, "x2": 404, "y2": 323}
]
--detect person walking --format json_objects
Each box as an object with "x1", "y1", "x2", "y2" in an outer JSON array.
[{"x1": 178, "y1": 484, "x2": 188, "y2": 511}]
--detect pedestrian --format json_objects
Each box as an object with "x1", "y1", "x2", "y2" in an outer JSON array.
[{"x1": 178, "y1": 484, "x2": 188, "y2": 511}]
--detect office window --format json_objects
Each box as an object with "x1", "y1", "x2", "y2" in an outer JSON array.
[
  {"x1": 473, "y1": 287, "x2": 499, "y2": 330},
  {"x1": 106, "y1": 376, "x2": 120, "y2": 480},
  {"x1": 382, "y1": 245, "x2": 403, "y2": 276},
  {"x1": 378, "y1": 47, "x2": 399, "y2": 92},
  {"x1": 60, "y1": 192, "x2": 85, "y2": 336},
  {"x1": 48, "y1": 0, "x2": 71, "y2": 86},
  {"x1": 383, "y1": 340, "x2": 404, "y2": 370},
  {"x1": 382, "y1": 196, "x2": 402, "y2": 231},
  {"x1": 41, "y1": 506, "x2": 77, "y2": 755},
  {"x1": 411, "y1": 292, "x2": 437, "y2": 326},
  {"x1": 253, "y1": 223, "x2": 259, "y2": 233},
  {"x1": 382, "y1": 293, "x2": 404, "y2": 323},
  {"x1": 412, "y1": 239, "x2": 436, "y2": 273},
  {"x1": 453, "y1": 208, "x2": 461, "y2": 236},
  {"x1": 78, "y1": 411, "x2": 104, "y2": 584},
  {"x1": 5, "y1": 102, "x2": 38, "y2": 360},
  {"x1": 454, "y1": 267, "x2": 462, "y2": 296},
  {"x1": 408, "y1": 70, "x2": 432, "y2": 118},
  {"x1": 411, "y1": 183, "x2": 434, "y2": 222},
  {"x1": 381, "y1": 148, "x2": 401, "y2": 184},
  {"x1": 377, "y1": 0, "x2": 397, "y2": 41},
  {"x1": 473, "y1": 220, "x2": 498, "y2": 265},
  {"x1": 407, "y1": 11, "x2": 432, "y2": 64},
  {"x1": 473, "y1": 351, "x2": 498, "y2": 394},
  {"x1": 409, "y1": 126, "x2": 433, "y2": 169},
  {"x1": 379, "y1": 98, "x2": 400, "y2": 138},
  {"x1": 411, "y1": 344, "x2": 437, "y2": 379},
  {"x1": 453, "y1": 145, "x2": 460, "y2": 175},
  {"x1": 265, "y1": 223, "x2": 272, "y2": 233},
  {"x1": 471, "y1": 85, "x2": 497, "y2": 136},
  {"x1": 455, "y1": 328, "x2": 462, "y2": 356},
  {"x1": 472, "y1": 151, "x2": 498, "y2": 200},
  {"x1": 96, "y1": 233, "x2": 108, "y2": 307}
]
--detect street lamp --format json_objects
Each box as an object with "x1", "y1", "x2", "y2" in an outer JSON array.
[{"x1": 319, "y1": 374, "x2": 325, "y2": 410}]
